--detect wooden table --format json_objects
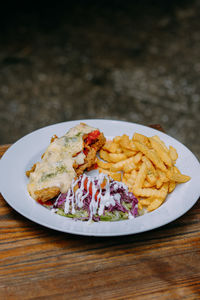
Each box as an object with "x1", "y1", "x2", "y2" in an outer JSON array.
[{"x1": 0, "y1": 138, "x2": 200, "y2": 299}]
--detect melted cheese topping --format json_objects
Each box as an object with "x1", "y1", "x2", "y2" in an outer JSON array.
[{"x1": 28, "y1": 123, "x2": 96, "y2": 199}]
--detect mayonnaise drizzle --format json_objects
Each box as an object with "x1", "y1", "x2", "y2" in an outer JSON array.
[{"x1": 63, "y1": 173, "x2": 129, "y2": 221}]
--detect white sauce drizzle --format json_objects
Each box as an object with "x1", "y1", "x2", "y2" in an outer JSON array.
[{"x1": 63, "y1": 173, "x2": 130, "y2": 221}]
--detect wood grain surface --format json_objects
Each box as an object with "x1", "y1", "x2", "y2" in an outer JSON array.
[{"x1": 0, "y1": 136, "x2": 200, "y2": 300}]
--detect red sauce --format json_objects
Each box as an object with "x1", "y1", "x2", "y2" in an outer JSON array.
[{"x1": 84, "y1": 130, "x2": 100, "y2": 145}]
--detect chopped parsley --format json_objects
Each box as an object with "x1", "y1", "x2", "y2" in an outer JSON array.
[{"x1": 41, "y1": 165, "x2": 67, "y2": 182}]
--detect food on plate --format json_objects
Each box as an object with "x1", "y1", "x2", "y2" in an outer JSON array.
[
  {"x1": 27, "y1": 122, "x2": 191, "y2": 219},
  {"x1": 51, "y1": 173, "x2": 138, "y2": 221},
  {"x1": 26, "y1": 123, "x2": 106, "y2": 202},
  {"x1": 97, "y1": 133, "x2": 191, "y2": 213}
]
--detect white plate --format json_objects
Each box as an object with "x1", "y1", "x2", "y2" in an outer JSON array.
[{"x1": 0, "y1": 119, "x2": 200, "y2": 236}]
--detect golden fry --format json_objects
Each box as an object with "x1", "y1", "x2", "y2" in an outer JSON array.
[
  {"x1": 123, "y1": 160, "x2": 136, "y2": 173},
  {"x1": 167, "y1": 172, "x2": 191, "y2": 183},
  {"x1": 99, "y1": 149, "x2": 112, "y2": 162},
  {"x1": 133, "y1": 162, "x2": 147, "y2": 190},
  {"x1": 158, "y1": 170, "x2": 169, "y2": 183},
  {"x1": 143, "y1": 180, "x2": 154, "y2": 188},
  {"x1": 142, "y1": 156, "x2": 156, "y2": 171},
  {"x1": 156, "y1": 178, "x2": 163, "y2": 189},
  {"x1": 152, "y1": 135, "x2": 169, "y2": 153},
  {"x1": 173, "y1": 166, "x2": 181, "y2": 174},
  {"x1": 123, "y1": 173, "x2": 131, "y2": 180},
  {"x1": 102, "y1": 141, "x2": 121, "y2": 153},
  {"x1": 98, "y1": 168, "x2": 122, "y2": 181},
  {"x1": 96, "y1": 158, "x2": 112, "y2": 170},
  {"x1": 134, "y1": 183, "x2": 168, "y2": 199},
  {"x1": 139, "y1": 199, "x2": 151, "y2": 206},
  {"x1": 132, "y1": 152, "x2": 143, "y2": 164},
  {"x1": 142, "y1": 156, "x2": 157, "y2": 184},
  {"x1": 146, "y1": 170, "x2": 157, "y2": 185},
  {"x1": 110, "y1": 156, "x2": 135, "y2": 172},
  {"x1": 169, "y1": 145, "x2": 178, "y2": 162},
  {"x1": 122, "y1": 176, "x2": 128, "y2": 185},
  {"x1": 127, "y1": 169, "x2": 138, "y2": 186},
  {"x1": 138, "y1": 202, "x2": 143, "y2": 210},
  {"x1": 168, "y1": 181, "x2": 176, "y2": 193},
  {"x1": 149, "y1": 137, "x2": 172, "y2": 167},
  {"x1": 147, "y1": 199, "x2": 163, "y2": 212},
  {"x1": 132, "y1": 132, "x2": 150, "y2": 146},
  {"x1": 108, "y1": 153, "x2": 127, "y2": 163},
  {"x1": 134, "y1": 141, "x2": 167, "y2": 172},
  {"x1": 122, "y1": 149, "x2": 137, "y2": 157},
  {"x1": 113, "y1": 136, "x2": 121, "y2": 143},
  {"x1": 119, "y1": 134, "x2": 137, "y2": 151}
]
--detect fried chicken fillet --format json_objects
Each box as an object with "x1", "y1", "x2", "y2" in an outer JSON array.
[{"x1": 26, "y1": 123, "x2": 105, "y2": 203}]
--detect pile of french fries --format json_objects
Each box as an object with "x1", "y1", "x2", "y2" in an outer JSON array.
[{"x1": 97, "y1": 133, "x2": 191, "y2": 212}]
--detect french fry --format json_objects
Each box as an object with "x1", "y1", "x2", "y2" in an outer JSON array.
[
  {"x1": 113, "y1": 136, "x2": 121, "y2": 143},
  {"x1": 134, "y1": 183, "x2": 168, "y2": 198},
  {"x1": 158, "y1": 170, "x2": 169, "y2": 183},
  {"x1": 132, "y1": 152, "x2": 143, "y2": 164},
  {"x1": 168, "y1": 172, "x2": 191, "y2": 183},
  {"x1": 122, "y1": 149, "x2": 137, "y2": 157},
  {"x1": 156, "y1": 178, "x2": 163, "y2": 189},
  {"x1": 133, "y1": 162, "x2": 147, "y2": 190},
  {"x1": 123, "y1": 160, "x2": 136, "y2": 173},
  {"x1": 102, "y1": 141, "x2": 121, "y2": 153},
  {"x1": 149, "y1": 137, "x2": 172, "y2": 167},
  {"x1": 123, "y1": 173, "x2": 131, "y2": 180},
  {"x1": 168, "y1": 181, "x2": 176, "y2": 193},
  {"x1": 134, "y1": 141, "x2": 167, "y2": 172},
  {"x1": 108, "y1": 153, "x2": 127, "y2": 163},
  {"x1": 142, "y1": 156, "x2": 156, "y2": 171},
  {"x1": 110, "y1": 160, "x2": 126, "y2": 172},
  {"x1": 132, "y1": 132, "x2": 150, "y2": 147},
  {"x1": 122, "y1": 176, "x2": 128, "y2": 185},
  {"x1": 119, "y1": 134, "x2": 137, "y2": 151},
  {"x1": 110, "y1": 156, "x2": 135, "y2": 172},
  {"x1": 138, "y1": 202, "x2": 143, "y2": 210},
  {"x1": 152, "y1": 135, "x2": 169, "y2": 153},
  {"x1": 142, "y1": 156, "x2": 157, "y2": 184},
  {"x1": 146, "y1": 170, "x2": 157, "y2": 185},
  {"x1": 135, "y1": 161, "x2": 143, "y2": 171},
  {"x1": 169, "y1": 145, "x2": 178, "y2": 162},
  {"x1": 143, "y1": 180, "x2": 154, "y2": 188},
  {"x1": 127, "y1": 169, "x2": 138, "y2": 186},
  {"x1": 98, "y1": 168, "x2": 122, "y2": 181},
  {"x1": 99, "y1": 149, "x2": 112, "y2": 162},
  {"x1": 139, "y1": 199, "x2": 151, "y2": 206},
  {"x1": 173, "y1": 166, "x2": 181, "y2": 174},
  {"x1": 147, "y1": 199, "x2": 163, "y2": 212},
  {"x1": 96, "y1": 158, "x2": 112, "y2": 170}
]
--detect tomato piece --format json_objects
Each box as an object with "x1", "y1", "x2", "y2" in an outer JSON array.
[
  {"x1": 83, "y1": 148, "x2": 89, "y2": 155},
  {"x1": 101, "y1": 179, "x2": 106, "y2": 189},
  {"x1": 92, "y1": 163, "x2": 98, "y2": 170},
  {"x1": 83, "y1": 177, "x2": 88, "y2": 191},
  {"x1": 94, "y1": 191, "x2": 99, "y2": 201},
  {"x1": 83, "y1": 177, "x2": 99, "y2": 201},
  {"x1": 85, "y1": 130, "x2": 100, "y2": 145},
  {"x1": 38, "y1": 199, "x2": 54, "y2": 206}
]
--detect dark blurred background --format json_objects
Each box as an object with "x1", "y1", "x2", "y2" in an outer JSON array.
[{"x1": 0, "y1": 1, "x2": 199, "y2": 159}]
